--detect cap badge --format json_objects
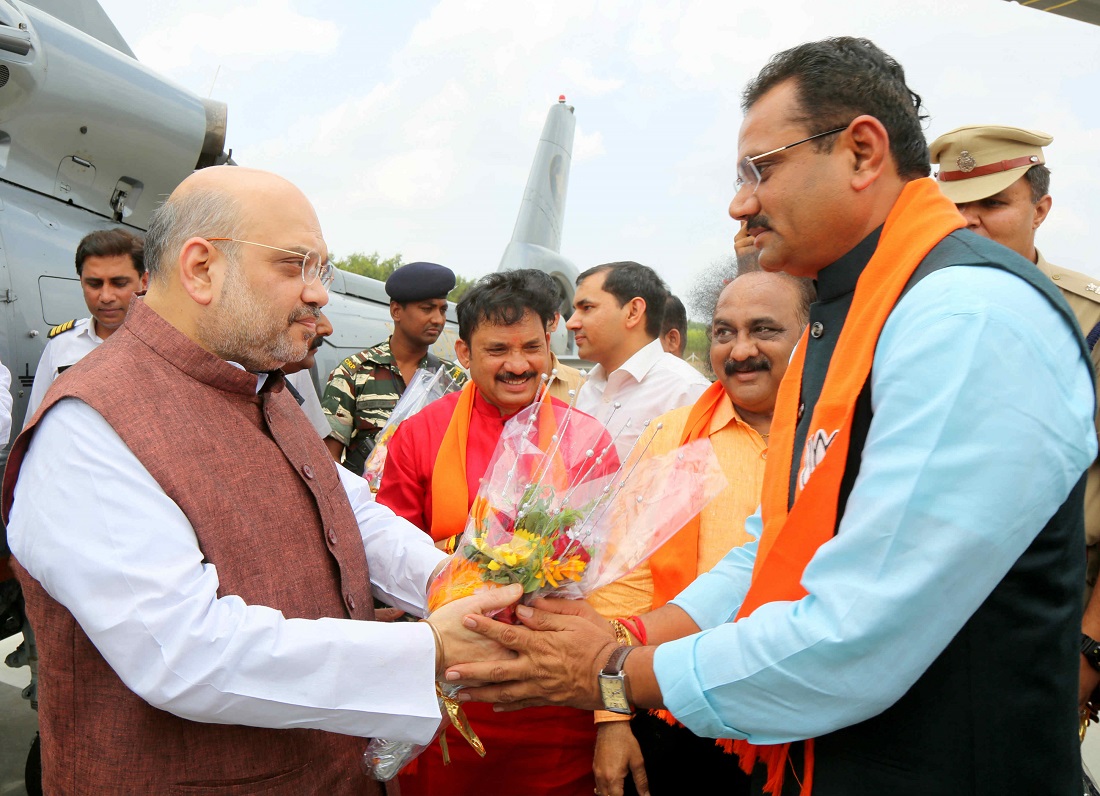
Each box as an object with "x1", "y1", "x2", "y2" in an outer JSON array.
[{"x1": 956, "y1": 151, "x2": 977, "y2": 173}]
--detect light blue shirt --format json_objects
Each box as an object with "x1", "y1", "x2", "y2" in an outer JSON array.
[{"x1": 654, "y1": 265, "x2": 1097, "y2": 745}]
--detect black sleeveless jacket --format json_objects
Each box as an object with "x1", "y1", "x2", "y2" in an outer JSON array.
[{"x1": 768, "y1": 229, "x2": 1090, "y2": 796}]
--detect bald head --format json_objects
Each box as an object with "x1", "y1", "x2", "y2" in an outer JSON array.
[
  {"x1": 144, "y1": 167, "x2": 316, "y2": 284},
  {"x1": 141, "y1": 166, "x2": 330, "y2": 371},
  {"x1": 709, "y1": 271, "x2": 808, "y2": 422}
]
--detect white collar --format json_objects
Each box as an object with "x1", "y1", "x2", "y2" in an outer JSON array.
[{"x1": 592, "y1": 338, "x2": 665, "y2": 383}]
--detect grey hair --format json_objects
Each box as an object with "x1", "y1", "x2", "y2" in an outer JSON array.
[
  {"x1": 1024, "y1": 164, "x2": 1051, "y2": 204},
  {"x1": 143, "y1": 188, "x2": 245, "y2": 283}
]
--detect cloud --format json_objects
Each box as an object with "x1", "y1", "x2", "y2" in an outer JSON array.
[
  {"x1": 558, "y1": 58, "x2": 624, "y2": 96},
  {"x1": 354, "y1": 148, "x2": 457, "y2": 209},
  {"x1": 96, "y1": 0, "x2": 1100, "y2": 286},
  {"x1": 130, "y1": 0, "x2": 341, "y2": 72},
  {"x1": 573, "y1": 128, "x2": 606, "y2": 162}
]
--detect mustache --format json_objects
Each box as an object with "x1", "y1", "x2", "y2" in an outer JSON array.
[
  {"x1": 496, "y1": 370, "x2": 538, "y2": 382},
  {"x1": 745, "y1": 214, "x2": 772, "y2": 231},
  {"x1": 723, "y1": 356, "x2": 770, "y2": 376},
  {"x1": 308, "y1": 335, "x2": 324, "y2": 351},
  {"x1": 290, "y1": 306, "x2": 321, "y2": 324}
]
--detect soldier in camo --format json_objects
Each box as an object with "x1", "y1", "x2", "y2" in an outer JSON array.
[{"x1": 322, "y1": 261, "x2": 466, "y2": 475}]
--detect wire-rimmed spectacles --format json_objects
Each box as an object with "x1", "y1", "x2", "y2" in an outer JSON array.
[
  {"x1": 205, "y1": 238, "x2": 335, "y2": 289},
  {"x1": 735, "y1": 125, "x2": 850, "y2": 194}
]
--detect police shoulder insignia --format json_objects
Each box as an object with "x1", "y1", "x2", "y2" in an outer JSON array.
[{"x1": 47, "y1": 319, "x2": 77, "y2": 338}]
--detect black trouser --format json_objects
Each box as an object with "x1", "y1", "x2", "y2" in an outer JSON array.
[{"x1": 622, "y1": 710, "x2": 751, "y2": 795}]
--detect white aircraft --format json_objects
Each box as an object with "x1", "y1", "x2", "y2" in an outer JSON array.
[{"x1": 0, "y1": 0, "x2": 580, "y2": 434}]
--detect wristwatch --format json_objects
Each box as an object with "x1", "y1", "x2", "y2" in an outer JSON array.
[
  {"x1": 1082, "y1": 633, "x2": 1100, "y2": 673},
  {"x1": 598, "y1": 645, "x2": 635, "y2": 715}
]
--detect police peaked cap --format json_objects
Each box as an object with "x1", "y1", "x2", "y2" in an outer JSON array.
[
  {"x1": 929, "y1": 125, "x2": 1053, "y2": 205},
  {"x1": 385, "y1": 262, "x2": 456, "y2": 302}
]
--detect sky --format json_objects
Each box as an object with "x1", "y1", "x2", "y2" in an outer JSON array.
[{"x1": 96, "y1": 0, "x2": 1100, "y2": 317}]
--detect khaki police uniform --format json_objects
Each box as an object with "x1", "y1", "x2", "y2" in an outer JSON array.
[{"x1": 931, "y1": 124, "x2": 1100, "y2": 591}]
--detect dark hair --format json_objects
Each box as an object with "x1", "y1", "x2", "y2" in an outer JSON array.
[
  {"x1": 516, "y1": 269, "x2": 567, "y2": 321},
  {"x1": 75, "y1": 228, "x2": 145, "y2": 276},
  {"x1": 1024, "y1": 164, "x2": 1051, "y2": 203},
  {"x1": 456, "y1": 270, "x2": 557, "y2": 341},
  {"x1": 661, "y1": 295, "x2": 687, "y2": 341},
  {"x1": 576, "y1": 261, "x2": 669, "y2": 339},
  {"x1": 743, "y1": 37, "x2": 930, "y2": 180}
]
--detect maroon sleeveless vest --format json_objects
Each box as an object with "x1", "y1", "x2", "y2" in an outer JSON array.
[{"x1": 4, "y1": 299, "x2": 381, "y2": 795}]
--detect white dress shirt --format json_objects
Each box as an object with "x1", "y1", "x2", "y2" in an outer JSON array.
[
  {"x1": 576, "y1": 338, "x2": 710, "y2": 458},
  {"x1": 25, "y1": 317, "x2": 102, "y2": 421},
  {"x1": 8, "y1": 397, "x2": 448, "y2": 743},
  {"x1": 285, "y1": 370, "x2": 331, "y2": 439}
]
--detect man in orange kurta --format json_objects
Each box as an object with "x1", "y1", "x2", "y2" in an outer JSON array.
[
  {"x1": 588, "y1": 269, "x2": 813, "y2": 796},
  {"x1": 378, "y1": 269, "x2": 615, "y2": 796}
]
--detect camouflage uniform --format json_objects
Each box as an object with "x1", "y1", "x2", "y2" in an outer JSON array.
[{"x1": 321, "y1": 339, "x2": 464, "y2": 476}]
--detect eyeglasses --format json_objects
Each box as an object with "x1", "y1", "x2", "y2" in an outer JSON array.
[
  {"x1": 205, "y1": 238, "x2": 335, "y2": 289},
  {"x1": 734, "y1": 125, "x2": 850, "y2": 194}
]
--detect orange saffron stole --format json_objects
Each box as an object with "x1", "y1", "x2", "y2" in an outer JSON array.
[
  {"x1": 649, "y1": 380, "x2": 737, "y2": 745},
  {"x1": 429, "y1": 384, "x2": 564, "y2": 544},
  {"x1": 729, "y1": 179, "x2": 965, "y2": 796},
  {"x1": 649, "y1": 380, "x2": 728, "y2": 608},
  {"x1": 430, "y1": 383, "x2": 478, "y2": 543}
]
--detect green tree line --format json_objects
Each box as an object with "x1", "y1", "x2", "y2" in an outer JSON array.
[
  {"x1": 330, "y1": 251, "x2": 475, "y2": 302},
  {"x1": 332, "y1": 251, "x2": 715, "y2": 374}
]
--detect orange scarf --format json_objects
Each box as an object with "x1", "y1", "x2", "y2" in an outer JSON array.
[
  {"x1": 429, "y1": 385, "x2": 563, "y2": 544},
  {"x1": 430, "y1": 383, "x2": 478, "y2": 543},
  {"x1": 650, "y1": 380, "x2": 728, "y2": 607},
  {"x1": 650, "y1": 380, "x2": 746, "y2": 747},
  {"x1": 730, "y1": 179, "x2": 964, "y2": 795}
]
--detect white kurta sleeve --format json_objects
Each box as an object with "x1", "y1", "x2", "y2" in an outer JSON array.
[{"x1": 7, "y1": 398, "x2": 443, "y2": 742}]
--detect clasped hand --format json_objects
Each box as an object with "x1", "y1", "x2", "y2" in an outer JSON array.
[
  {"x1": 425, "y1": 583, "x2": 525, "y2": 678},
  {"x1": 442, "y1": 595, "x2": 618, "y2": 711}
]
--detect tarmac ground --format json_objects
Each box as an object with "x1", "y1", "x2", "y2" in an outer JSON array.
[{"x1": 0, "y1": 633, "x2": 35, "y2": 796}]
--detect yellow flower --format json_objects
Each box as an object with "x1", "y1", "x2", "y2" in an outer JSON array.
[
  {"x1": 470, "y1": 496, "x2": 492, "y2": 529},
  {"x1": 541, "y1": 556, "x2": 587, "y2": 588}
]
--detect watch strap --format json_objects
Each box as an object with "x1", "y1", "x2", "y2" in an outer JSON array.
[
  {"x1": 1082, "y1": 633, "x2": 1100, "y2": 672},
  {"x1": 602, "y1": 644, "x2": 634, "y2": 676}
]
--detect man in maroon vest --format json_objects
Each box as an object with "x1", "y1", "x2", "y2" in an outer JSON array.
[{"x1": 3, "y1": 166, "x2": 519, "y2": 795}]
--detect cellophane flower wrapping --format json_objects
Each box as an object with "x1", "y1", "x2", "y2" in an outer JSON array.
[
  {"x1": 362, "y1": 364, "x2": 461, "y2": 492},
  {"x1": 364, "y1": 393, "x2": 726, "y2": 781}
]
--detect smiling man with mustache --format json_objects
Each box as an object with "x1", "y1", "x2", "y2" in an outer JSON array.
[
  {"x1": 589, "y1": 267, "x2": 814, "y2": 796},
  {"x1": 376, "y1": 268, "x2": 618, "y2": 796}
]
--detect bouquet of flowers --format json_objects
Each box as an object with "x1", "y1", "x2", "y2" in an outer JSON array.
[
  {"x1": 364, "y1": 385, "x2": 726, "y2": 781},
  {"x1": 362, "y1": 363, "x2": 462, "y2": 492}
]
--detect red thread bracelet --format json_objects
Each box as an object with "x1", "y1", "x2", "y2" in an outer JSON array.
[{"x1": 620, "y1": 615, "x2": 648, "y2": 646}]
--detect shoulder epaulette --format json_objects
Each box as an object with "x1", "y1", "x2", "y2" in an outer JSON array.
[{"x1": 47, "y1": 319, "x2": 78, "y2": 339}]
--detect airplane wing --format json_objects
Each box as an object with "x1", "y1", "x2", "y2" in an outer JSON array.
[{"x1": 1004, "y1": 0, "x2": 1100, "y2": 27}]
